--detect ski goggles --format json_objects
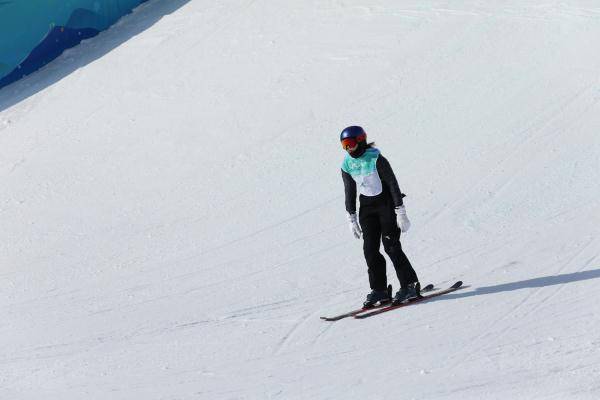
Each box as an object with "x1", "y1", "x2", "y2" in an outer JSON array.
[
  {"x1": 341, "y1": 133, "x2": 367, "y2": 150},
  {"x1": 341, "y1": 137, "x2": 360, "y2": 151}
]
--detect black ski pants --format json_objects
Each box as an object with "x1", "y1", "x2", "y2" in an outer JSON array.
[{"x1": 359, "y1": 193, "x2": 418, "y2": 291}]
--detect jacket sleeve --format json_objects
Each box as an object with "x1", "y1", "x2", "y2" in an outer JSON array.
[
  {"x1": 377, "y1": 155, "x2": 406, "y2": 207},
  {"x1": 341, "y1": 169, "x2": 357, "y2": 214}
]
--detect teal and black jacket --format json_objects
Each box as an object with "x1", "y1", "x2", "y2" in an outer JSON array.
[{"x1": 341, "y1": 147, "x2": 405, "y2": 214}]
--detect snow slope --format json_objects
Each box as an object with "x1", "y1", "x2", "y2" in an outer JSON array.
[{"x1": 2, "y1": 1, "x2": 600, "y2": 399}]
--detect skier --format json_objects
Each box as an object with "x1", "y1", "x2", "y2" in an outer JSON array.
[{"x1": 340, "y1": 126, "x2": 421, "y2": 308}]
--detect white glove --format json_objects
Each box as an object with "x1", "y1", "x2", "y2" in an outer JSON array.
[
  {"x1": 347, "y1": 213, "x2": 362, "y2": 239},
  {"x1": 395, "y1": 205, "x2": 411, "y2": 233}
]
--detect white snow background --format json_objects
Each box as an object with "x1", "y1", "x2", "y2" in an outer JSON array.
[{"x1": 2, "y1": 1, "x2": 600, "y2": 399}]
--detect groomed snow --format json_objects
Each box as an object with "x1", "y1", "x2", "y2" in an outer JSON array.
[{"x1": 2, "y1": 1, "x2": 600, "y2": 399}]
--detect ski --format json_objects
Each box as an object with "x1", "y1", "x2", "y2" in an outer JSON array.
[
  {"x1": 354, "y1": 281, "x2": 463, "y2": 319},
  {"x1": 320, "y1": 283, "x2": 434, "y2": 321}
]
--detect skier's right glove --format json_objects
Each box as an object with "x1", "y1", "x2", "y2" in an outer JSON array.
[{"x1": 347, "y1": 213, "x2": 362, "y2": 239}]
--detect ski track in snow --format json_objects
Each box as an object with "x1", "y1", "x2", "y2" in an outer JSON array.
[{"x1": 449, "y1": 236, "x2": 600, "y2": 379}]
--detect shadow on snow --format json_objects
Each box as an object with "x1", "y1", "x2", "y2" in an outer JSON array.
[{"x1": 436, "y1": 267, "x2": 600, "y2": 302}]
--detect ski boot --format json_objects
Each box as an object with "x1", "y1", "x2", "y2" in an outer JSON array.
[
  {"x1": 363, "y1": 285, "x2": 392, "y2": 308},
  {"x1": 391, "y1": 282, "x2": 421, "y2": 305}
]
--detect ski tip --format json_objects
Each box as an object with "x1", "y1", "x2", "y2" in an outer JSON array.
[
  {"x1": 321, "y1": 315, "x2": 342, "y2": 321},
  {"x1": 451, "y1": 280, "x2": 463, "y2": 289}
]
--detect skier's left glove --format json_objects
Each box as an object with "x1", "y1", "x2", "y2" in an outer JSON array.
[
  {"x1": 347, "y1": 213, "x2": 362, "y2": 239},
  {"x1": 395, "y1": 205, "x2": 411, "y2": 233}
]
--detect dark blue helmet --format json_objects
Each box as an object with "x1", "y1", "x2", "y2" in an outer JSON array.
[{"x1": 340, "y1": 126, "x2": 367, "y2": 142}]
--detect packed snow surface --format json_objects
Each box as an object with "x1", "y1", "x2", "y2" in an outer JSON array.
[{"x1": 2, "y1": 1, "x2": 600, "y2": 399}]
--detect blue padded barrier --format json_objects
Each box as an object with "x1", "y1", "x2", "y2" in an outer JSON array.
[{"x1": 0, "y1": 0, "x2": 147, "y2": 89}]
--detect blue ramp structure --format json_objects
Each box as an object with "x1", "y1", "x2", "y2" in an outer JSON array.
[{"x1": 0, "y1": 0, "x2": 147, "y2": 90}]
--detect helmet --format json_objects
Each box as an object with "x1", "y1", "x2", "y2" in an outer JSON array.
[{"x1": 340, "y1": 126, "x2": 367, "y2": 151}]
